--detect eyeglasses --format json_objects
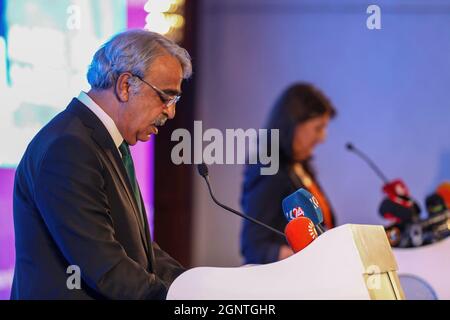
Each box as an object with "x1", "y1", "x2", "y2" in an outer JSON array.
[{"x1": 132, "y1": 74, "x2": 181, "y2": 107}]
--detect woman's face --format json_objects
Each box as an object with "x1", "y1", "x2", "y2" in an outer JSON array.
[{"x1": 292, "y1": 114, "x2": 330, "y2": 161}]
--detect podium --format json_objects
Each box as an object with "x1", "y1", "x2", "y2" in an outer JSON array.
[
  {"x1": 393, "y1": 236, "x2": 450, "y2": 299},
  {"x1": 168, "y1": 224, "x2": 405, "y2": 300}
]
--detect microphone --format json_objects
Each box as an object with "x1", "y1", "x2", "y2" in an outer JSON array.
[
  {"x1": 425, "y1": 193, "x2": 447, "y2": 217},
  {"x1": 379, "y1": 198, "x2": 416, "y2": 223},
  {"x1": 196, "y1": 163, "x2": 285, "y2": 238},
  {"x1": 382, "y1": 180, "x2": 421, "y2": 216},
  {"x1": 346, "y1": 142, "x2": 421, "y2": 220},
  {"x1": 437, "y1": 182, "x2": 450, "y2": 209},
  {"x1": 422, "y1": 192, "x2": 450, "y2": 235},
  {"x1": 383, "y1": 179, "x2": 410, "y2": 199},
  {"x1": 384, "y1": 224, "x2": 403, "y2": 247},
  {"x1": 345, "y1": 142, "x2": 389, "y2": 183},
  {"x1": 282, "y1": 188, "x2": 326, "y2": 234},
  {"x1": 284, "y1": 216, "x2": 318, "y2": 253},
  {"x1": 385, "y1": 192, "x2": 450, "y2": 248},
  {"x1": 346, "y1": 143, "x2": 408, "y2": 200}
]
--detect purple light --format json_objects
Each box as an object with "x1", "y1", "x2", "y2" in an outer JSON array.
[
  {"x1": 127, "y1": 0, "x2": 148, "y2": 29},
  {"x1": 127, "y1": 0, "x2": 155, "y2": 236},
  {"x1": 0, "y1": 169, "x2": 15, "y2": 300}
]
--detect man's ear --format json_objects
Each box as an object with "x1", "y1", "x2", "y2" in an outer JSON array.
[{"x1": 115, "y1": 73, "x2": 132, "y2": 102}]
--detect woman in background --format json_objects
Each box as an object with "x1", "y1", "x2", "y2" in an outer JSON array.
[{"x1": 240, "y1": 83, "x2": 337, "y2": 264}]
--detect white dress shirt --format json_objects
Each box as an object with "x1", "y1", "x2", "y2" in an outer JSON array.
[{"x1": 77, "y1": 91, "x2": 123, "y2": 150}]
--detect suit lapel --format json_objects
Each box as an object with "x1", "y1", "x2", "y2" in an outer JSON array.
[
  {"x1": 137, "y1": 187, "x2": 156, "y2": 271},
  {"x1": 102, "y1": 146, "x2": 149, "y2": 249},
  {"x1": 66, "y1": 99, "x2": 150, "y2": 256}
]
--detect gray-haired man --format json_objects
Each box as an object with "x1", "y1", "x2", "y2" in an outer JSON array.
[{"x1": 11, "y1": 29, "x2": 192, "y2": 300}]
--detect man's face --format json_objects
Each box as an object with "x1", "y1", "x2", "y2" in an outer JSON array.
[{"x1": 117, "y1": 55, "x2": 183, "y2": 145}]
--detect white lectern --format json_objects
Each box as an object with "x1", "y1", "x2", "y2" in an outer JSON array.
[
  {"x1": 394, "y1": 236, "x2": 450, "y2": 299},
  {"x1": 168, "y1": 224, "x2": 405, "y2": 300}
]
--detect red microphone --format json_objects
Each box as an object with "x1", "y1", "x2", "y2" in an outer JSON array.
[
  {"x1": 284, "y1": 217, "x2": 318, "y2": 253},
  {"x1": 382, "y1": 179, "x2": 412, "y2": 207},
  {"x1": 380, "y1": 179, "x2": 421, "y2": 222},
  {"x1": 437, "y1": 182, "x2": 450, "y2": 209}
]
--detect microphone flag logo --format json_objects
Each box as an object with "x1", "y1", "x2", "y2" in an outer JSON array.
[
  {"x1": 288, "y1": 206, "x2": 305, "y2": 219},
  {"x1": 308, "y1": 221, "x2": 318, "y2": 239},
  {"x1": 310, "y1": 195, "x2": 320, "y2": 209}
]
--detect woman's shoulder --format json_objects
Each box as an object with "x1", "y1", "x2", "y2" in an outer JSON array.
[{"x1": 242, "y1": 162, "x2": 292, "y2": 193}]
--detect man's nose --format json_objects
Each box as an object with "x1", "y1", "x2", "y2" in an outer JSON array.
[{"x1": 164, "y1": 104, "x2": 176, "y2": 120}]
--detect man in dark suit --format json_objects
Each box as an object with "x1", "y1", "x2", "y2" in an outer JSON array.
[{"x1": 11, "y1": 30, "x2": 192, "y2": 299}]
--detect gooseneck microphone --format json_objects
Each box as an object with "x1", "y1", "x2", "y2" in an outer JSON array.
[
  {"x1": 346, "y1": 142, "x2": 421, "y2": 221},
  {"x1": 197, "y1": 163, "x2": 285, "y2": 237},
  {"x1": 345, "y1": 142, "x2": 389, "y2": 183}
]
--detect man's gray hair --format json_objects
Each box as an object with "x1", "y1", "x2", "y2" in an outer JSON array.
[{"x1": 87, "y1": 29, "x2": 192, "y2": 90}]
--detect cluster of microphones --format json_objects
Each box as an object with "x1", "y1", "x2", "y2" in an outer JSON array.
[
  {"x1": 346, "y1": 143, "x2": 450, "y2": 248},
  {"x1": 197, "y1": 142, "x2": 450, "y2": 255},
  {"x1": 282, "y1": 188, "x2": 326, "y2": 253},
  {"x1": 197, "y1": 163, "x2": 330, "y2": 256},
  {"x1": 379, "y1": 180, "x2": 450, "y2": 248}
]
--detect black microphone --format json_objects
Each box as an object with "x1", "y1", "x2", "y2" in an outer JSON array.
[
  {"x1": 197, "y1": 163, "x2": 285, "y2": 238},
  {"x1": 384, "y1": 195, "x2": 449, "y2": 248},
  {"x1": 345, "y1": 142, "x2": 389, "y2": 183},
  {"x1": 422, "y1": 193, "x2": 450, "y2": 231},
  {"x1": 379, "y1": 198, "x2": 416, "y2": 223},
  {"x1": 425, "y1": 193, "x2": 447, "y2": 217}
]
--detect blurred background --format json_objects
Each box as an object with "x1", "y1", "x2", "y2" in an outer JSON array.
[{"x1": 1, "y1": 0, "x2": 449, "y2": 299}]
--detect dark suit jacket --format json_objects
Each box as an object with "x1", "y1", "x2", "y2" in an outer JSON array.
[
  {"x1": 240, "y1": 162, "x2": 336, "y2": 265},
  {"x1": 11, "y1": 98, "x2": 185, "y2": 300}
]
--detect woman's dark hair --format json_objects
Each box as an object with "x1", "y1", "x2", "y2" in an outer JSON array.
[{"x1": 265, "y1": 83, "x2": 336, "y2": 167}]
